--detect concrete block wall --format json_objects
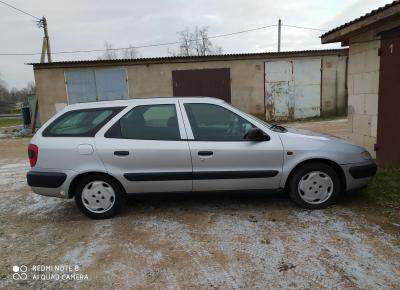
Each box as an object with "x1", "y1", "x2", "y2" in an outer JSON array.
[
  {"x1": 34, "y1": 68, "x2": 69, "y2": 123},
  {"x1": 347, "y1": 39, "x2": 380, "y2": 157},
  {"x1": 33, "y1": 52, "x2": 348, "y2": 124}
]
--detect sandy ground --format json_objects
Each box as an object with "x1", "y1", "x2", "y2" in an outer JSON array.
[{"x1": 1, "y1": 118, "x2": 400, "y2": 289}]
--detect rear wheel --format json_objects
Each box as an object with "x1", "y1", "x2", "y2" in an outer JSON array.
[
  {"x1": 75, "y1": 174, "x2": 125, "y2": 219},
  {"x1": 288, "y1": 162, "x2": 340, "y2": 209}
]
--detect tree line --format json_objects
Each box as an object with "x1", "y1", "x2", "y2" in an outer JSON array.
[{"x1": 0, "y1": 74, "x2": 35, "y2": 114}]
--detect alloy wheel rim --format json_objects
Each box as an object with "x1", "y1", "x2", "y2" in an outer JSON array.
[
  {"x1": 297, "y1": 171, "x2": 334, "y2": 204},
  {"x1": 81, "y1": 181, "x2": 115, "y2": 213}
]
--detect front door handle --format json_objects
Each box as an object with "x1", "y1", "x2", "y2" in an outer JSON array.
[
  {"x1": 198, "y1": 151, "x2": 213, "y2": 156},
  {"x1": 114, "y1": 151, "x2": 129, "y2": 156}
]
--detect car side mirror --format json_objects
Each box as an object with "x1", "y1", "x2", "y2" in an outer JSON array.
[{"x1": 245, "y1": 128, "x2": 270, "y2": 141}]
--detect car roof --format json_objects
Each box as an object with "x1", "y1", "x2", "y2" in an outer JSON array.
[{"x1": 65, "y1": 96, "x2": 225, "y2": 110}]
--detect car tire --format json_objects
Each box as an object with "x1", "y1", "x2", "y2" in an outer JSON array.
[
  {"x1": 288, "y1": 162, "x2": 340, "y2": 209},
  {"x1": 75, "y1": 174, "x2": 125, "y2": 219}
]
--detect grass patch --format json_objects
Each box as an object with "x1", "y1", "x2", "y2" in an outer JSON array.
[
  {"x1": 362, "y1": 167, "x2": 400, "y2": 206},
  {"x1": 0, "y1": 118, "x2": 22, "y2": 127},
  {"x1": 344, "y1": 168, "x2": 400, "y2": 224}
]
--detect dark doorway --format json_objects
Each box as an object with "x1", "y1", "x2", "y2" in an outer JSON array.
[
  {"x1": 377, "y1": 27, "x2": 400, "y2": 166},
  {"x1": 172, "y1": 68, "x2": 231, "y2": 102}
]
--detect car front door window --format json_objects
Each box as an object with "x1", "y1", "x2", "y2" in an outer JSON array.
[{"x1": 184, "y1": 103, "x2": 254, "y2": 141}]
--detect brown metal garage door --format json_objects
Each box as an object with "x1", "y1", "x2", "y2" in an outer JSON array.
[
  {"x1": 377, "y1": 27, "x2": 400, "y2": 166},
  {"x1": 172, "y1": 68, "x2": 231, "y2": 102}
]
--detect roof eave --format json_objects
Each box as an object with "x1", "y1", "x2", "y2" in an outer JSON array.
[
  {"x1": 321, "y1": 2, "x2": 400, "y2": 44},
  {"x1": 28, "y1": 49, "x2": 349, "y2": 70}
]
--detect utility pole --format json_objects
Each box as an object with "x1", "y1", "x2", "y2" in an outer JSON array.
[
  {"x1": 32, "y1": 16, "x2": 52, "y2": 133},
  {"x1": 39, "y1": 17, "x2": 52, "y2": 63},
  {"x1": 278, "y1": 18, "x2": 281, "y2": 52}
]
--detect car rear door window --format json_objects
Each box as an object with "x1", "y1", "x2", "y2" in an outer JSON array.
[
  {"x1": 43, "y1": 107, "x2": 124, "y2": 137},
  {"x1": 184, "y1": 103, "x2": 254, "y2": 141},
  {"x1": 105, "y1": 104, "x2": 181, "y2": 140}
]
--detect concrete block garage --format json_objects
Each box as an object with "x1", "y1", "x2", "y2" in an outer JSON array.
[
  {"x1": 31, "y1": 49, "x2": 348, "y2": 123},
  {"x1": 321, "y1": 0, "x2": 400, "y2": 165}
]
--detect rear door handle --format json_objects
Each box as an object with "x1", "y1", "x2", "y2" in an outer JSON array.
[
  {"x1": 198, "y1": 151, "x2": 213, "y2": 156},
  {"x1": 114, "y1": 151, "x2": 129, "y2": 156}
]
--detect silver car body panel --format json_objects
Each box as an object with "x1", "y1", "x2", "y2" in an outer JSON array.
[
  {"x1": 277, "y1": 128, "x2": 372, "y2": 189},
  {"x1": 95, "y1": 99, "x2": 192, "y2": 193},
  {"x1": 28, "y1": 97, "x2": 375, "y2": 199},
  {"x1": 178, "y1": 99, "x2": 284, "y2": 191}
]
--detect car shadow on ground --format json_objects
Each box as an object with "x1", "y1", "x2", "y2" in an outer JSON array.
[
  {"x1": 47, "y1": 189, "x2": 368, "y2": 221},
  {"x1": 40, "y1": 190, "x2": 290, "y2": 222},
  {"x1": 122, "y1": 190, "x2": 293, "y2": 216},
  {"x1": 122, "y1": 189, "x2": 369, "y2": 213}
]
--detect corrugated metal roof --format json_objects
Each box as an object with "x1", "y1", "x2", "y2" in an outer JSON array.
[
  {"x1": 321, "y1": 0, "x2": 400, "y2": 38},
  {"x1": 29, "y1": 49, "x2": 348, "y2": 68}
]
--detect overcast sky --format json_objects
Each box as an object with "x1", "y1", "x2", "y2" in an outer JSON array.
[{"x1": 0, "y1": 0, "x2": 394, "y2": 89}]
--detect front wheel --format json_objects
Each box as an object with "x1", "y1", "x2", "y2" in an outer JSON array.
[
  {"x1": 288, "y1": 162, "x2": 341, "y2": 209},
  {"x1": 75, "y1": 174, "x2": 125, "y2": 219}
]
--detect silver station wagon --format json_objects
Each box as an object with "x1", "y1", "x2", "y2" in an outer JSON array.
[{"x1": 27, "y1": 97, "x2": 376, "y2": 218}]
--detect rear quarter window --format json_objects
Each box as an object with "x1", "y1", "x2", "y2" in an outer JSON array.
[{"x1": 42, "y1": 107, "x2": 124, "y2": 137}]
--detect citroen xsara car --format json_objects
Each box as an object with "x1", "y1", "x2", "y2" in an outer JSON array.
[{"x1": 27, "y1": 97, "x2": 377, "y2": 218}]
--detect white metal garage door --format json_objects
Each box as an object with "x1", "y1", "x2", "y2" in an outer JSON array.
[
  {"x1": 65, "y1": 68, "x2": 128, "y2": 104},
  {"x1": 265, "y1": 59, "x2": 321, "y2": 120}
]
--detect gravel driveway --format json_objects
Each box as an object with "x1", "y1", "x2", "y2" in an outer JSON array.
[{"x1": 1, "y1": 119, "x2": 399, "y2": 289}]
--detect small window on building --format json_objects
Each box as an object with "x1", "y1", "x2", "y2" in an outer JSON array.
[
  {"x1": 43, "y1": 107, "x2": 124, "y2": 137},
  {"x1": 105, "y1": 104, "x2": 180, "y2": 140}
]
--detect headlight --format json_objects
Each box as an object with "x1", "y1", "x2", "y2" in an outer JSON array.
[{"x1": 360, "y1": 151, "x2": 372, "y2": 160}]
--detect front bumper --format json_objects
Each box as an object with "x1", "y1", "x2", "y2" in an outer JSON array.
[
  {"x1": 341, "y1": 160, "x2": 377, "y2": 192},
  {"x1": 27, "y1": 169, "x2": 76, "y2": 198},
  {"x1": 349, "y1": 163, "x2": 377, "y2": 179}
]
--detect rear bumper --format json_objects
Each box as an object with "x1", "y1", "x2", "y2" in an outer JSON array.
[
  {"x1": 341, "y1": 160, "x2": 377, "y2": 192},
  {"x1": 27, "y1": 170, "x2": 76, "y2": 198},
  {"x1": 27, "y1": 171, "x2": 67, "y2": 188}
]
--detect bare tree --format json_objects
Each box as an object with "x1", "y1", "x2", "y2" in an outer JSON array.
[
  {"x1": 177, "y1": 28, "x2": 193, "y2": 56},
  {"x1": 173, "y1": 26, "x2": 223, "y2": 56},
  {"x1": 122, "y1": 44, "x2": 140, "y2": 59},
  {"x1": 98, "y1": 41, "x2": 141, "y2": 59},
  {"x1": 167, "y1": 48, "x2": 178, "y2": 57},
  {"x1": 193, "y1": 27, "x2": 222, "y2": 56},
  {"x1": 26, "y1": 81, "x2": 36, "y2": 94},
  {"x1": 98, "y1": 41, "x2": 118, "y2": 60}
]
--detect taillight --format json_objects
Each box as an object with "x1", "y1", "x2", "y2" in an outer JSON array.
[{"x1": 28, "y1": 144, "x2": 38, "y2": 167}]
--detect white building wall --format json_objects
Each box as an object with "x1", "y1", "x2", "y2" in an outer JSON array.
[{"x1": 347, "y1": 39, "x2": 380, "y2": 157}]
